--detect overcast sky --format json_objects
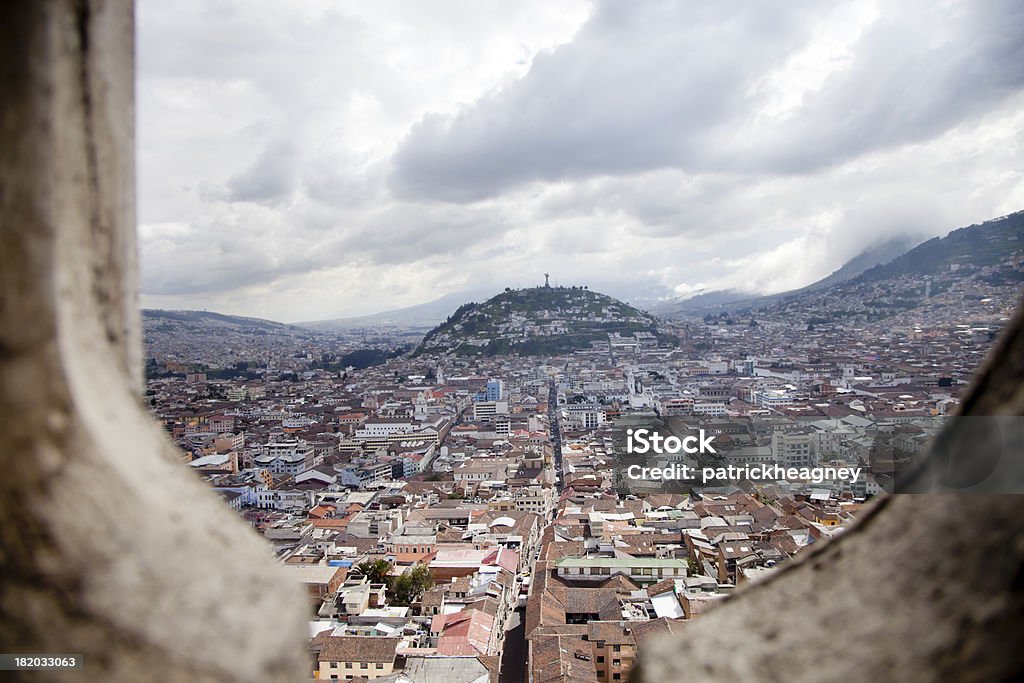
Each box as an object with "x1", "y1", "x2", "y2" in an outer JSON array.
[{"x1": 138, "y1": 0, "x2": 1024, "y2": 322}]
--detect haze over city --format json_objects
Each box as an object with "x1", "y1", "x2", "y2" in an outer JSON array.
[{"x1": 138, "y1": 0, "x2": 1024, "y2": 322}]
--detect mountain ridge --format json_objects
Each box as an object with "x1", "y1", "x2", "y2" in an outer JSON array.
[
  {"x1": 142, "y1": 308, "x2": 299, "y2": 332},
  {"x1": 145, "y1": 211, "x2": 1023, "y2": 334}
]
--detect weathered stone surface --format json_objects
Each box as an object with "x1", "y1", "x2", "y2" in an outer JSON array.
[
  {"x1": 0, "y1": 2, "x2": 309, "y2": 681},
  {"x1": 638, "y1": 299, "x2": 1024, "y2": 682}
]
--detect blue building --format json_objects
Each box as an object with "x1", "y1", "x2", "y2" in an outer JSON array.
[{"x1": 475, "y1": 379, "x2": 504, "y2": 402}]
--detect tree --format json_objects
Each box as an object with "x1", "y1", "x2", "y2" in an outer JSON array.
[
  {"x1": 389, "y1": 564, "x2": 433, "y2": 606},
  {"x1": 353, "y1": 559, "x2": 393, "y2": 585}
]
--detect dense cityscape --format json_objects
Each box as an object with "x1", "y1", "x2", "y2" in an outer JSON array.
[{"x1": 142, "y1": 215, "x2": 1024, "y2": 682}]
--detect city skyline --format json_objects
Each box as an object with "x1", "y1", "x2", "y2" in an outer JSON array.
[{"x1": 139, "y1": 0, "x2": 1024, "y2": 322}]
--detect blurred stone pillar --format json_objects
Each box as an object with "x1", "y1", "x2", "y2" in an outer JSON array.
[{"x1": 0, "y1": 2, "x2": 309, "y2": 680}]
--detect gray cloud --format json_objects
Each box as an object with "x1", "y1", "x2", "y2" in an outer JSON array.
[
  {"x1": 225, "y1": 141, "x2": 300, "y2": 204},
  {"x1": 334, "y1": 203, "x2": 514, "y2": 265},
  {"x1": 750, "y1": 0, "x2": 1024, "y2": 173},
  {"x1": 391, "y1": 0, "x2": 1024, "y2": 202},
  {"x1": 390, "y1": 0, "x2": 817, "y2": 201}
]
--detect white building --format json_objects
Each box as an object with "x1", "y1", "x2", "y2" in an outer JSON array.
[
  {"x1": 473, "y1": 400, "x2": 510, "y2": 422},
  {"x1": 253, "y1": 440, "x2": 319, "y2": 475},
  {"x1": 771, "y1": 430, "x2": 817, "y2": 468}
]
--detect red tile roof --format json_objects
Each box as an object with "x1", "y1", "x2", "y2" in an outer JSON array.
[{"x1": 431, "y1": 609, "x2": 495, "y2": 656}]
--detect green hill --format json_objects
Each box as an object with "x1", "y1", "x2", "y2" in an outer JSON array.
[{"x1": 414, "y1": 286, "x2": 669, "y2": 356}]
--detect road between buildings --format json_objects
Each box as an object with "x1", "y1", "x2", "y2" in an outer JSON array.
[{"x1": 500, "y1": 607, "x2": 526, "y2": 683}]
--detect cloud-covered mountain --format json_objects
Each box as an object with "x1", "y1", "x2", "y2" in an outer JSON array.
[
  {"x1": 663, "y1": 210, "x2": 1024, "y2": 318},
  {"x1": 657, "y1": 234, "x2": 925, "y2": 315}
]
